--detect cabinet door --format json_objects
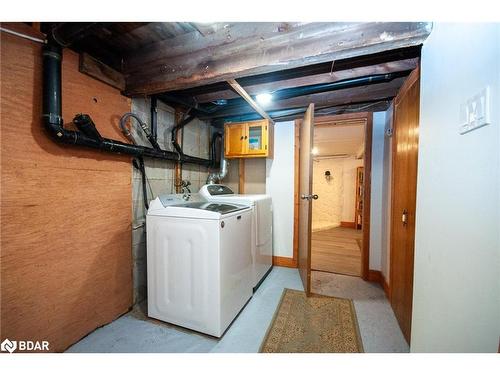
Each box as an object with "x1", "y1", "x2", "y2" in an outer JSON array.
[
  {"x1": 245, "y1": 120, "x2": 268, "y2": 156},
  {"x1": 225, "y1": 123, "x2": 246, "y2": 157}
]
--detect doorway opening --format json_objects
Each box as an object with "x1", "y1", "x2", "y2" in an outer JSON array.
[
  {"x1": 305, "y1": 113, "x2": 373, "y2": 280},
  {"x1": 311, "y1": 117, "x2": 366, "y2": 277}
]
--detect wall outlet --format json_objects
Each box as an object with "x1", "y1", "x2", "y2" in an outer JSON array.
[{"x1": 459, "y1": 86, "x2": 491, "y2": 135}]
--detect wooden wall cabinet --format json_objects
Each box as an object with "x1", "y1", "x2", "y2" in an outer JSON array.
[{"x1": 224, "y1": 119, "x2": 273, "y2": 158}]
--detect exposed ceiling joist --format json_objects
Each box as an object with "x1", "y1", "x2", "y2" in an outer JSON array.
[
  {"x1": 171, "y1": 46, "x2": 421, "y2": 100},
  {"x1": 227, "y1": 79, "x2": 274, "y2": 123},
  {"x1": 123, "y1": 22, "x2": 431, "y2": 96}
]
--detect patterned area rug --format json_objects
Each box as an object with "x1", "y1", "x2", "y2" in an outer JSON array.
[{"x1": 260, "y1": 288, "x2": 363, "y2": 353}]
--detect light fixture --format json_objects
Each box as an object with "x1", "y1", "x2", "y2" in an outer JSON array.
[
  {"x1": 311, "y1": 147, "x2": 319, "y2": 155},
  {"x1": 256, "y1": 93, "x2": 273, "y2": 105}
]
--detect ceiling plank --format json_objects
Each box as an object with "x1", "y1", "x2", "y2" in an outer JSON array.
[
  {"x1": 227, "y1": 79, "x2": 274, "y2": 123},
  {"x1": 123, "y1": 22, "x2": 431, "y2": 96}
]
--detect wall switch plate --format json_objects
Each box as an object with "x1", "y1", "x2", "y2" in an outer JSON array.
[{"x1": 459, "y1": 86, "x2": 491, "y2": 135}]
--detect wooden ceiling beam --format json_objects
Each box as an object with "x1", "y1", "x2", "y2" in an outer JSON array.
[
  {"x1": 123, "y1": 22, "x2": 431, "y2": 96},
  {"x1": 227, "y1": 79, "x2": 274, "y2": 123},
  {"x1": 171, "y1": 45, "x2": 421, "y2": 98}
]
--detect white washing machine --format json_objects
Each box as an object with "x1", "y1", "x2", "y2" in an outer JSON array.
[
  {"x1": 199, "y1": 184, "x2": 273, "y2": 290},
  {"x1": 146, "y1": 194, "x2": 253, "y2": 337}
]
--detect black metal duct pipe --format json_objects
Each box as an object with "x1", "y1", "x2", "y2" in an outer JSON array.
[
  {"x1": 269, "y1": 70, "x2": 410, "y2": 101},
  {"x1": 171, "y1": 114, "x2": 196, "y2": 156},
  {"x1": 150, "y1": 96, "x2": 158, "y2": 141},
  {"x1": 42, "y1": 38, "x2": 211, "y2": 167},
  {"x1": 201, "y1": 70, "x2": 411, "y2": 117},
  {"x1": 213, "y1": 97, "x2": 394, "y2": 125},
  {"x1": 210, "y1": 132, "x2": 222, "y2": 168}
]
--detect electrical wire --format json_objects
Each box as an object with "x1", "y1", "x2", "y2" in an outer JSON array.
[{"x1": 0, "y1": 27, "x2": 46, "y2": 44}]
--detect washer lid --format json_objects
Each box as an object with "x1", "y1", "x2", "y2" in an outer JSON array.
[
  {"x1": 172, "y1": 201, "x2": 246, "y2": 215},
  {"x1": 147, "y1": 198, "x2": 250, "y2": 219}
]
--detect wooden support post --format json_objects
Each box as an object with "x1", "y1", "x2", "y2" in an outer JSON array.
[
  {"x1": 238, "y1": 159, "x2": 245, "y2": 194},
  {"x1": 174, "y1": 108, "x2": 183, "y2": 193}
]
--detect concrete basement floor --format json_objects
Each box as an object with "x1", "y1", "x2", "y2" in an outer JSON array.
[{"x1": 66, "y1": 267, "x2": 408, "y2": 353}]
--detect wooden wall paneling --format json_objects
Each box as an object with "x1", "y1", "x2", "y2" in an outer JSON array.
[{"x1": 1, "y1": 30, "x2": 132, "y2": 352}]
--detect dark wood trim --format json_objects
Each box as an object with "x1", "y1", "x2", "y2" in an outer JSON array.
[
  {"x1": 368, "y1": 270, "x2": 382, "y2": 283},
  {"x1": 340, "y1": 221, "x2": 356, "y2": 229},
  {"x1": 368, "y1": 270, "x2": 391, "y2": 300},
  {"x1": 273, "y1": 256, "x2": 297, "y2": 268},
  {"x1": 395, "y1": 66, "x2": 420, "y2": 104},
  {"x1": 79, "y1": 53, "x2": 126, "y2": 91},
  {"x1": 382, "y1": 274, "x2": 391, "y2": 300}
]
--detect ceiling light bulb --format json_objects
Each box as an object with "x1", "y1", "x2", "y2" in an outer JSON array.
[
  {"x1": 311, "y1": 147, "x2": 319, "y2": 155},
  {"x1": 256, "y1": 93, "x2": 272, "y2": 105}
]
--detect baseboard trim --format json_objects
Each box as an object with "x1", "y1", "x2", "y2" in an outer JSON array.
[
  {"x1": 273, "y1": 256, "x2": 297, "y2": 268},
  {"x1": 340, "y1": 221, "x2": 356, "y2": 229},
  {"x1": 368, "y1": 269, "x2": 391, "y2": 300},
  {"x1": 368, "y1": 269, "x2": 382, "y2": 283},
  {"x1": 382, "y1": 275, "x2": 390, "y2": 300}
]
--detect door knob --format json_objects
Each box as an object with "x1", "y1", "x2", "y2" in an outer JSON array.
[{"x1": 301, "y1": 194, "x2": 319, "y2": 200}]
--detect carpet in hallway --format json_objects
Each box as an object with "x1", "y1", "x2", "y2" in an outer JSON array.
[{"x1": 260, "y1": 288, "x2": 363, "y2": 353}]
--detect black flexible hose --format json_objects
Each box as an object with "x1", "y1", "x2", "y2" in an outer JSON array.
[
  {"x1": 120, "y1": 112, "x2": 162, "y2": 151},
  {"x1": 133, "y1": 157, "x2": 149, "y2": 210}
]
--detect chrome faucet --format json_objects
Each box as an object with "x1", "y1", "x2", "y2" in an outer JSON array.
[{"x1": 181, "y1": 180, "x2": 192, "y2": 201}]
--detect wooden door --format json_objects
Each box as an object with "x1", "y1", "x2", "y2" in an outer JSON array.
[
  {"x1": 298, "y1": 104, "x2": 315, "y2": 295},
  {"x1": 225, "y1": 122, "x2": 246, "y2": 157},
  {"x1": 390, "y1": 68, "x2": 420, "y2": 343}
]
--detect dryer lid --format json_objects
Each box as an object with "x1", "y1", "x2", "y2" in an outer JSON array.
[{"x1": 204, "y1": 184, "x2": 235, "y2": 196}]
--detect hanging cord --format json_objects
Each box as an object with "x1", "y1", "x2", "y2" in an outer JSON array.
[{"x1": 133, "y1": 157, "x2": 150, "y2": 210}]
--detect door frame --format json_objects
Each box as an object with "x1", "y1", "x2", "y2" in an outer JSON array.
[{"x1": 293, "y1": 112, "x2": 373, "y2": 280}]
